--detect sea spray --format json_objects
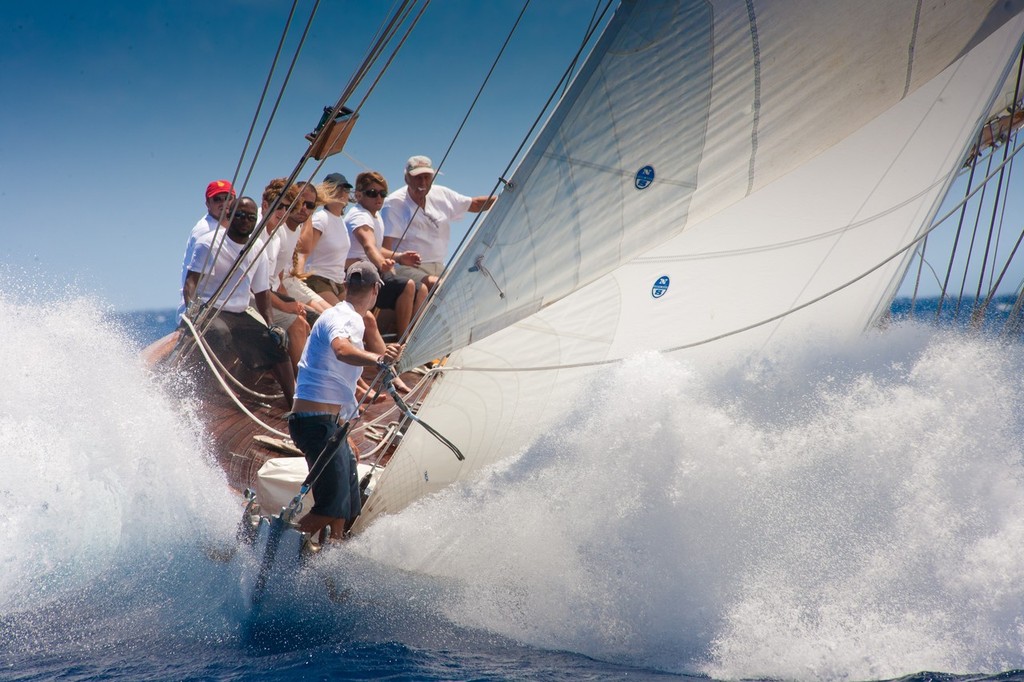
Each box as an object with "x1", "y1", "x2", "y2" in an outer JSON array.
[
  {"x1": 0, "y1": 297, "x2": 239, "y2": 618},
  {"x1": 7, "y1": 295, "x2": 1024, "y2": 679},
  {"x1": 352, "y1": 321, "x2": 1024, "y2": 679}
]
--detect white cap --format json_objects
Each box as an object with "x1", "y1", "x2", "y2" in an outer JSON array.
[{"x1": 405, "y1": 155, "x2": 435, "y2": 176}]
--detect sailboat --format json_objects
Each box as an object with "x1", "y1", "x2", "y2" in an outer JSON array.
[{"x1": 166, "y1": 0, "x2": 1024, "y2": 548}]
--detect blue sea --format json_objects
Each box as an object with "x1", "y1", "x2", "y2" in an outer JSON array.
[{"x1": 6, "y1": 296, "x2": 1024, "y2": 681}]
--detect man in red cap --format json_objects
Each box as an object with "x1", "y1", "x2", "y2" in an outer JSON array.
[{"x1": 177, "y1": 180, "x2": 237, "y2": 318}]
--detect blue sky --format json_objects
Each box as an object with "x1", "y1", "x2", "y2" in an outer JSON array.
[
  {"x1": 3, "y1": 1, "x2": 1020, "y2": 313},
  {"x1": 1, "y1": 1, "x2": 608, "y2": 311}
]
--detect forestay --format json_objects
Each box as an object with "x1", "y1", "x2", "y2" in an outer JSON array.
[{"x1": 355, "y1": 0, "x2": 1024, "y2": 530}]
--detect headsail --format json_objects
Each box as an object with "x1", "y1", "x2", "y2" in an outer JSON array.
[
  {"x1": 400, "y1": 0, "x2": 1024, "y2": 371},
  {"x1": 356, "y1": 0, "x2": 1024, "y2": 529}
]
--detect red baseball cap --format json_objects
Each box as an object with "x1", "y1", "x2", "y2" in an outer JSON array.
[{"x1": 205, "y1": 179, "x2": 235, "y2": 199}]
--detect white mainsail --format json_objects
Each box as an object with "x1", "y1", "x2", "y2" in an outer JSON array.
[{"x1": 354, "y1": 0, "x2": 1024, "y2": 529}]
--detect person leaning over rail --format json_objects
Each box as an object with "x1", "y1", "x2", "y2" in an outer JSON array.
[
  {"x1": 176, "y1": 179, "x2": 236, "y2": 319},
  {"x1": 381, "y1": 155, "x2": 496, "y2": 290},
  {"x1": 183, "y1": 196, "x2": 295, "y2": 409},
  {"x1": 289, "y1": 260, "x2": 403, "y2": 543},
  {"x1": 295, "y1": 172, "x2": 353, "y2": 306}
]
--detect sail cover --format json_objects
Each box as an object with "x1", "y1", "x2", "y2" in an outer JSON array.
[{"x1": 355, "y1": 0, "x2": 1024, "y2": 529}]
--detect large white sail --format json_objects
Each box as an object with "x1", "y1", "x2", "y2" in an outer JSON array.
[{"x1": 355, "y1": 0, "x2": 1024, "y2": 529}]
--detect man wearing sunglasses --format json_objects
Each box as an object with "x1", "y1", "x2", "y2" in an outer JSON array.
[
  {"x1": 382, "y1": 155, "x2": 496, "y2": 290},
  {"x1": 183, "y1": 196, "x2": 295, "y2": 409},
  {"x1": 176, "y1": 179, "x2": 236, "y2": 319}
]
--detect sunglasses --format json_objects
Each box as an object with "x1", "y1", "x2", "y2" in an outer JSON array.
[
  {"x1": 301, "y1": 201, "x2": 316, "y2": 210},
  {"x1": 361, "y1": 188, "x2": 387, "y2": 198},
  {"x1": 209, "y1": 193, "x2": 232, "y2": 203},
  {"x1": 233, "y1": 211, "x2": 258, "y2": 222}
]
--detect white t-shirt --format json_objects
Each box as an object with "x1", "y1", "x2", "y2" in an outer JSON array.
[
  {"x1": 295, "y1": 301, "x2": 365, "y2": 419},
  {"x1": 188, "y1": 228, "x2": 270, "y2": 314},
  {"x1": 345, "y1": 204, "x2": 385, "y2": 262},
  {"x1": 381, "y1": 185, "x2": 472, "y2": 263},
  {"x1": 306, "y1": 208, "x2": 351, "y2": 282},
  {"x1": 177, "y1": 213, "x2": 220, "y2": 316},
  {"x1": 259, "y1": 223, "x2": 302, "y2": 290}
]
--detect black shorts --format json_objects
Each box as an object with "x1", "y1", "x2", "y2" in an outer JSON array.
[
  {"x1": 202, "y1": 309, "x2": 289, "y2": 370},
  {"x1": 376, "y1": 274, "x2": 410, "y2": 310},
  {"x1": 288, "y1": 413, "x2": 362, "y2": 520}
]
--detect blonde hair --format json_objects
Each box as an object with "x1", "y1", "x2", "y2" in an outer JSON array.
[{"x1": 316, "y1": 178, "x2": 350, "y2": 203}]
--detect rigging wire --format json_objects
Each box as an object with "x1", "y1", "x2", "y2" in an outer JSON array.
[
  {"x1": 235, "y1": 0, "x2": 323, "y2": 199},
  {"x1": 935, "y1": 125, "x2": 986, "y2": 321},
  {"x1": 970, "y1": 46, "x2": 1024, "y2": 322},
  {"x1": 232, "y1": 0, "x2": 304, "y2": 197},
  {"x1": 192, "y1": 0, "x2": 328, "y2": 340},
  {"x1": 185, "y1": 0, "x2": 306, "y2": 321},
  {"x1": 979, "y1": 134, "x2": 1024, "y2": 327},
  {"x1": 908, "y1": 233, "x2": 927, "y2": 315},
  {"x1": 396, "y1": 0, "x2": 616, "y2": 359},
  {"x1": 952, "y1": 150, "x2": 993, "y2": 320},
  {"x1": 189, "y1": 0, "x2": 427, "y2": 343},
  {"x1": 380, "y1": 0, "x2": 531, "y2": 269},
  {"x1": 174, "y1": 1, "x2": 432, "y2": 434}
]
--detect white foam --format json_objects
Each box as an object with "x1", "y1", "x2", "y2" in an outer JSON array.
[
  {"x1": 0, "y1": 297, "x2": 239, "y2": 613},
  {"x1": 6, "y1": 290, "x2": 1024, "y2": 679},
  {"x1": 352, "y1": 322, "x2": 1024, "y2": 678}
]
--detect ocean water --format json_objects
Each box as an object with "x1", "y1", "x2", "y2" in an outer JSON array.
[{"x1": 5, "y1": 296, "x2": 1024, "y2": 680}]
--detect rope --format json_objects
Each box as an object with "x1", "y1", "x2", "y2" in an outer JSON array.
[
  {"x1": 179, "y1": 315, "x2": 289, "y2": 439},
  {"x1": 193, "y1": 325, "x2": 285, "y2": 402}
]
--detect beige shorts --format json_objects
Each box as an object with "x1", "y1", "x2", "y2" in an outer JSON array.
[
  {"x1": 394, "y1": 262, "x2": 444, "y2": 282},
  {"x1": 270, "y1": 306, "x2": 298, "y2": 329},
  {"x1": 282, "y1": 276, "x2": 327, "y2": 307}
]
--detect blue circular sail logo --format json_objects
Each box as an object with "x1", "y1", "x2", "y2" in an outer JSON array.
[
  {"x1": 635, "y1": 165, "x2": 655, "y2": 190},
  {"x1": 651, "y1": 275, "x2": 670, "y2": 299}
]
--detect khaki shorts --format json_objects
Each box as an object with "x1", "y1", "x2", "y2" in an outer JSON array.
[
  {"x1": 305, "y1": 274, "x2": 346, "y2": 299},
  {"x1": 270, "y1": 306, "x2": 298, "y2": 329},
  {"x1": 394, "y1": 262, "x2": 444, "y2": 282},
  {"x1": 283, "y1": 276, "x2": 327, "y2": 306}
]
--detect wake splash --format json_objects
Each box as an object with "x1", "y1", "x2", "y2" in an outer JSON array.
[
  {"x1": 6, "y1": 294, "x2": 1024, "y2": 680},
  {"x1": 0, "y1": 297, "x2": 243, "y2": 661},
  {"x1": 350, "y1": 322, "x2": 1024, "y2": 680}
]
